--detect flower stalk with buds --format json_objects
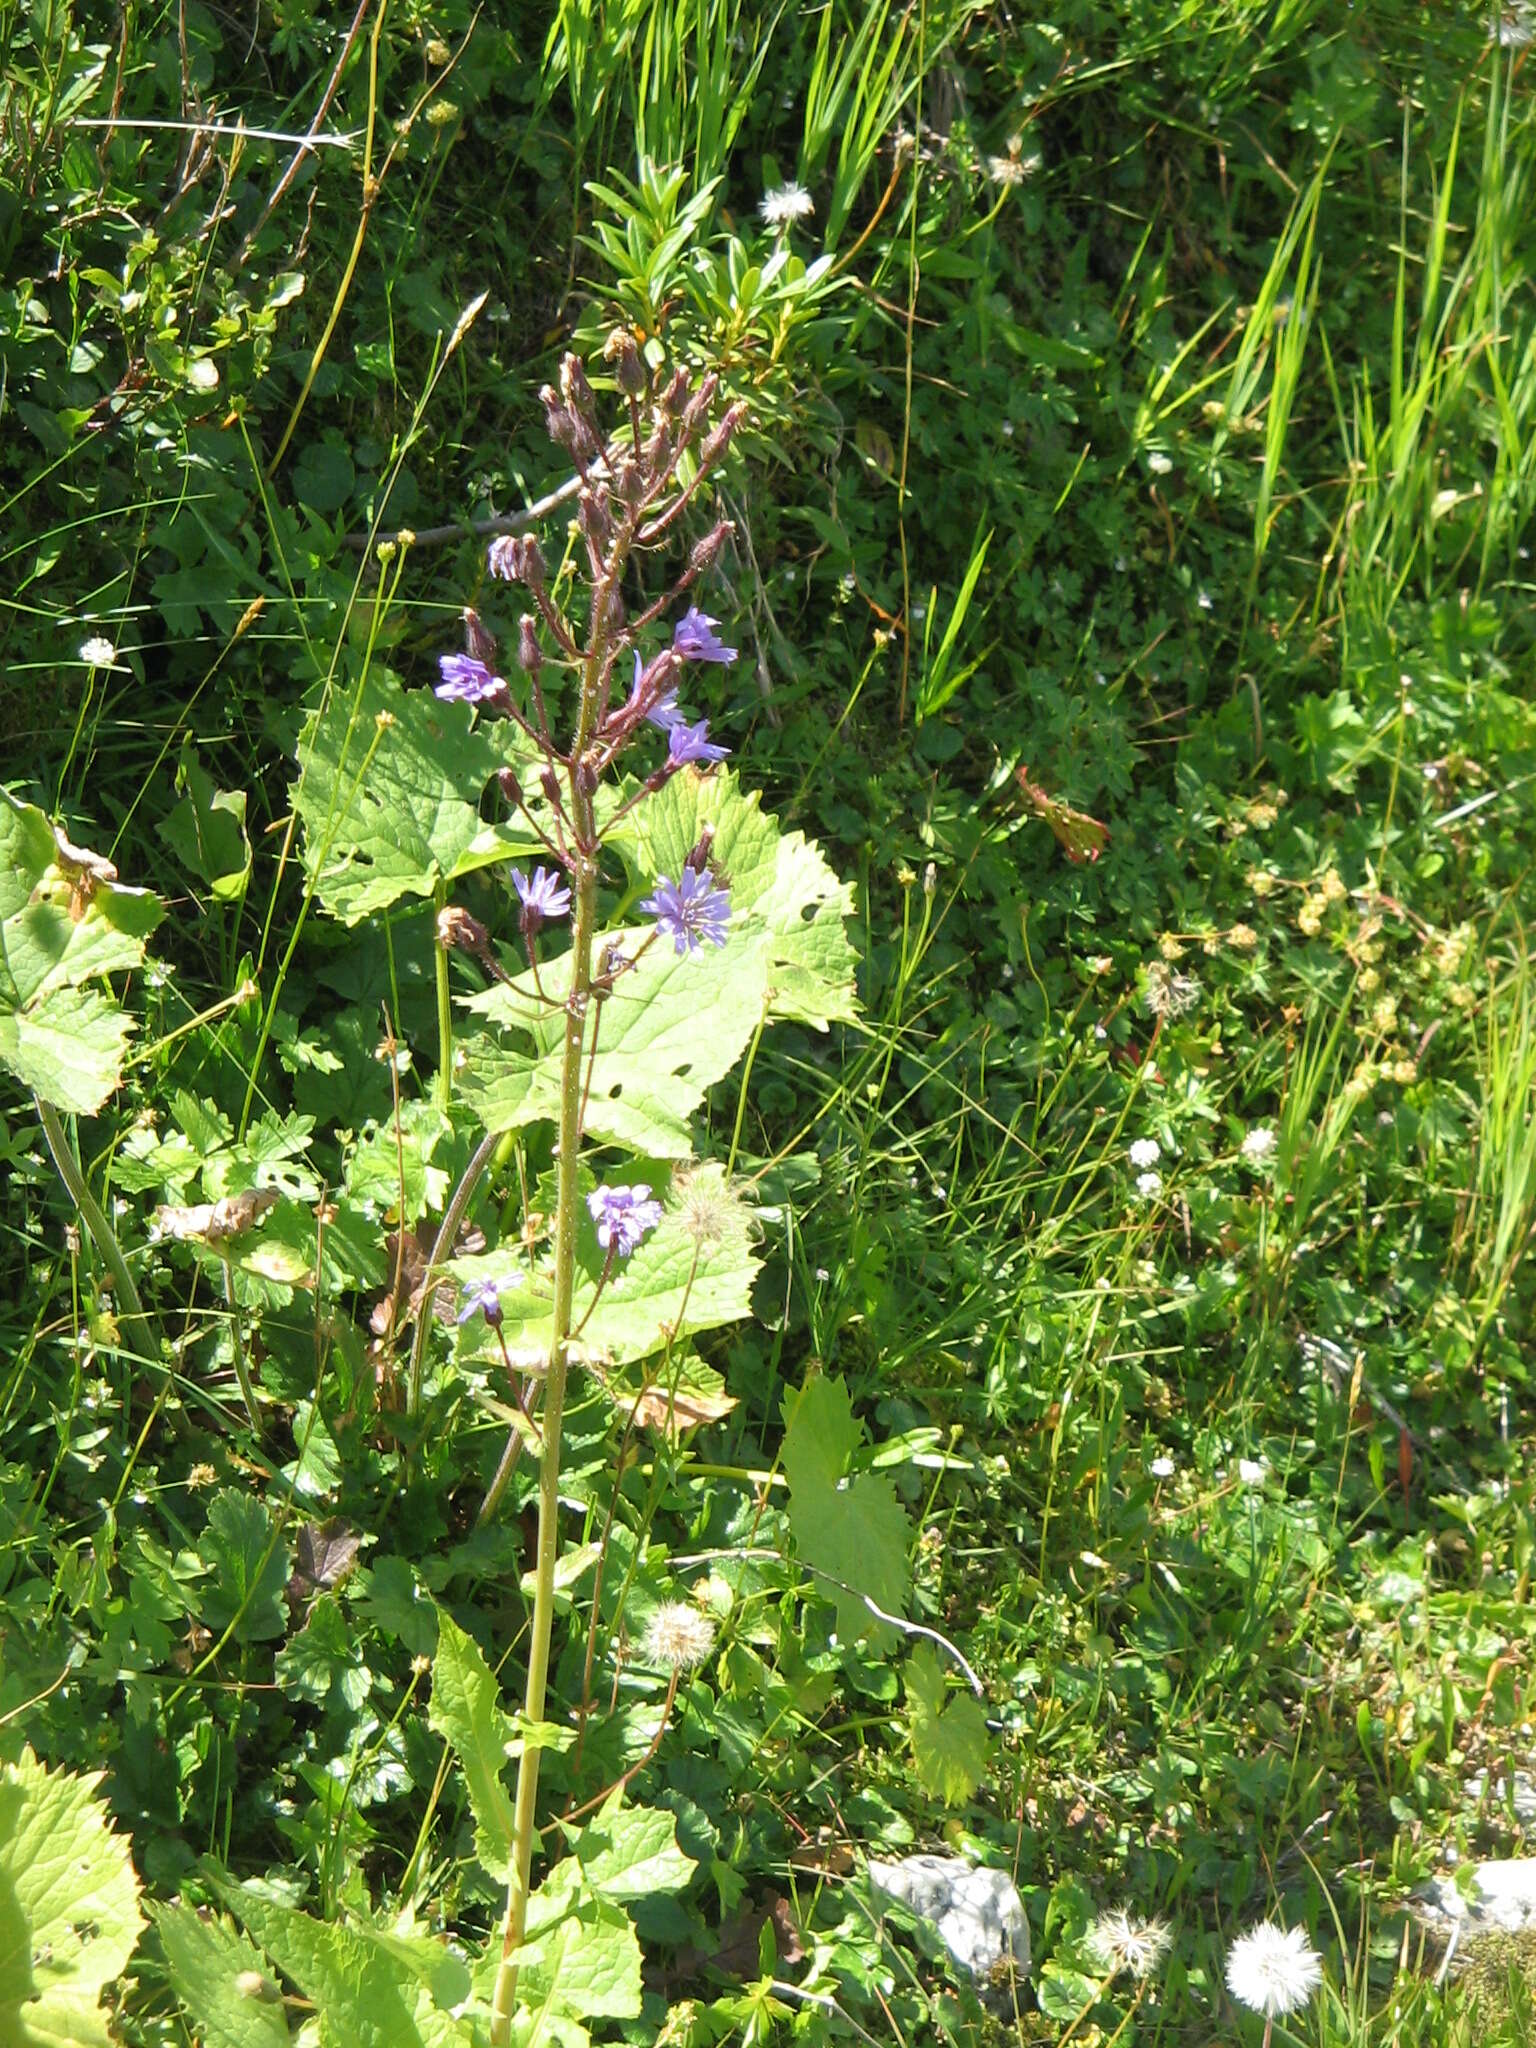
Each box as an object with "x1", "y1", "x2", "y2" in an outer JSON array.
[{"x1": 447, "y1": 342, "x2": 746, "y2": 2048}]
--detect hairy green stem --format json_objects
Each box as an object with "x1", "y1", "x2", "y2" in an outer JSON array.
[
  {"x1": 433, "y1": 878, "x2": 454, "y2": 1113},
  {"x1": 407, "y1": 1125, "x2": 501, "y2": 1418},
  {"x1": 487, "y1": 709, "x2": 603, "y2": 2048},
  {"x1": 35, "y1": 1095, "x2": 154, "y2": 1366},
  {"x1": 219, "y1": 1254, "x2": 264, "y2": 1438}
]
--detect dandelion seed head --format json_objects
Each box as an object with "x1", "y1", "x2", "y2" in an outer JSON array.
[
  {"x1": 1225, "y1": 1922, "x2": 1324, "y2": 2018},
  {"x1": 1143, "y1": 960, "x2": 1201, "y2": 1019},
  {"x1": 642, "y1": 1601, "x2": 717, "y2": 1671},
  {"x1": 1088, "y1": 1909, "x2": 1173, "y2": 1980},
  {"x1": 1129, "y1": 1138, "x2": 1162, "y2": 1169},
  {"x1": 759, "y1": 181, "x2": 814, "y2": 228}
]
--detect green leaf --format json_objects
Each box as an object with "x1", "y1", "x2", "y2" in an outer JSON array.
[
  {"x1": 151, "y1": 1906, "x2": 291, "y2": 2048},
  {"x1": 274, "y1": 1594, "x2": 371, "y2": 1713},
  {"x1": 195, "y1": 1491, "x2": 292, "y2": 1643},
  {"x1": 293, "y1": 667, "x2": 537, "y2": 925},
  {"x1": 904, "y1": 1647, "x2": 990, "y2": 1806},
  {"x1": 781, "y1": 1375, "x2": 911, "y2": 1648},
  {"x1": 459, "y1": 928, "x2": 768, "y2": 1158},
  {"x1": 514, "y1": 1893, "x2": 642, "y2": 2021},
  {"x1": 209, "y1": 1886, "x2": 427, "y2": 2048},
  {"x1": 459, "y1": 769, "x2": 857, "y2": 1154},
  {"x1": 0, "y1": 793, "x2": 162, "y2": 1112},
  {"x1": 630, "y1": 768, "x2": 859, "y2": 1029},
  {"x1": 448, "y1": 1165, "x2": 759, "y2": 1368},
  {"x1": 780, "y1": 1374, "x2": 862, "y2": 1500},
  {"x1": 0, "y1": 1747, "x2": 144, "y2": 2046},
  {"x1": 557, "y1": 1799, "x2": 696, "y2": 1903},
  {"x1": 157, "y1": 739, "x2": 252, "y2": 901},
  {"x1": 427, "y1": 1613, "x2": 516, "y2": 1879},
  {"x1": 0, "y1": 988, "x2": 135, "y2": 1118}
]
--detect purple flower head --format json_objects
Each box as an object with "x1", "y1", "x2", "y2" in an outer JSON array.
[
  {"x1": 587, "y1": 1183, "x2": 663, "y2": 1257},
  {"x1": 641, "y1": 869, "x2": 731, "y2": 955},
  {"x1": 672, "y1": 606, "x2": 738, "y2": 666},
  {"x1": 667, "y1": 717, "x2": 730, "y2": 768},
  {"x1": 436, "y1": 653, "x2": 506, "y2": 705},
  {"x1": 627, "y1": 650, "x2": 685, "y2": 731},
  {"x1": 457, "y1": 1278, "x2": 503, "y2": 1328},
  {"x1": 512, "y1": 865, "x2": 572, "y2": 924}
]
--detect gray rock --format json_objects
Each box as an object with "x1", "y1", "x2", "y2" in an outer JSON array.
[
  {"x1": 867, "y1": 1853, "x2": 1030, "y2": 1999},
  {"x1": 1418, "y1": 1859, "x2": 1536, "y2": 1936}
]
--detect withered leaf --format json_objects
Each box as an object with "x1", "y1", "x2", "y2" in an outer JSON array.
[
  {"x1": 152, "y1": 1187, "x2": 280, "y2": 1244},
  {"x1": 625, "y1": 1382, "x2": 737, "y2": 1438},
  {"x1": 286, "y1": 1519, "x2": 362, "y2": 1611}
]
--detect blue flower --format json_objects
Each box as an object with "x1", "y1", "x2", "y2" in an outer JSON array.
[
  {"x1": 672, "y1": 606, "x2": 738, "y2": 665},
  {"x1": 457, "y1": 1278, "x2": 503, "y2": 1327},
  {"x1": 512, "y1": 866, "x2": 572, "y2": 922},
  {"x1": 436, "y1": 653, "x2": 507, "y2": 704},
  {"x1": 641, "y1": 869, "x2": 731, "y2": 955},
  {"x1": 667, "y1": 718, "x2": 730, "y2": 767},
  {"x1": 629, "y1": 650, "x2": 685, "y2": 730},
  {"x1": 587, "y1": 1183, "x2": 663, "y2": 1257}
]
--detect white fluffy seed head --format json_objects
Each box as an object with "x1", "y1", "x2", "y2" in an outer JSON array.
[
  {"x1": 1088, "y1": 1909, "x2": 1173, "y2": 1979},
  {"x1": 759, "y1": 182, "x2": 814, "y2": 228},
  {"x1": 1225, "y1": 1922, "x2": 1323, "y2": 2017},
  {"x1": 642, "y1": 1601, "x2": 717, "y2": 1672}
]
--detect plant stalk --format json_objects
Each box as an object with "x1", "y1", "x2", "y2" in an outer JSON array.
[
  {"x1": 487, "y1": 731, "x2": 602, "y2": 2048},
  {"x1": 35, "y1": 1095, "x2": 155, "y2": 1367}
]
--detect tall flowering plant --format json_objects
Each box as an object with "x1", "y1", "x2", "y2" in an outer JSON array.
[{"x1": 332, "y1": 342, "x2": 859, "y2": 2041}]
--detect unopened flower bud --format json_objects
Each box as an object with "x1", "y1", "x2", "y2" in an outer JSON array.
[
  {"x1": 517, "y1": 614, "x2": 542, "y2": 679},
  {"x1": 689, "y1": 520, "x2": 734, "y2": 577},
  {"x1": 487, "y1": 533, "x2": 545, "y2": 590},
  {"x1": 604, "y1": 326, "x2": 646, "y2": 396},
  {"x1": 682, "y1": 371, "x2": 721, "y2": 436},
  {"x1": 463, "y1": 606, "x2": 496, "y2": 665},
  {"x1": 561, "y1": 352, "x2": 595, "y2": 419},
  {"x1": 686, "y1": 827, "x2": 715, "y2": 875},
  {"x1": 575, "y1": 755, "x2": 599, "y2": 797},
  {"x1": 700, "y1": 401, "x2": 748, "y2": 467},
  {"x1": 539, "y1": 383, "x2": 575, "y2": 451},
  {"x1": 594, "y1": 583, "x2": 626, "y2": 635},
  {"x1": 437, "y1": 905, "x2": 489, "y2": 952},
  {"x1": 661, "y1": 367, "x2": 691, "y2": 417},
  {"x1": 614, "y1": 456, "x2": 645, "y2": 511},
  {"x1": 497, "y1": 766, "x2": 522, "y2": 806},
  {"x1": 540, "y1": 765, "x2": 563, "y2": 809},
  {"x1": 643, "y1": 419, "x2": 673, "y2": 476},
  {"x1": 578, "y1": 485, "x2": 613, "y2": 552}
]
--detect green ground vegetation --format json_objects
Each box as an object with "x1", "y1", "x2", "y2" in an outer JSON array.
[{"x1": 2, "y1": 0, "x2": 1535, "y2": 2043}]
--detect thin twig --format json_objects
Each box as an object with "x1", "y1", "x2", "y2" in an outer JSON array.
[
  {"x1": 344, "y1": 473, "x2": 585, "y2": 552},
  {"x1": 237, "y1": 0, "x2": 372, "y2": 263}
]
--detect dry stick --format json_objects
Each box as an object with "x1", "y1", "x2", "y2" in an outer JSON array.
[{"x1": 236, "y1": 0, "x2": 372, "y2": 266}]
